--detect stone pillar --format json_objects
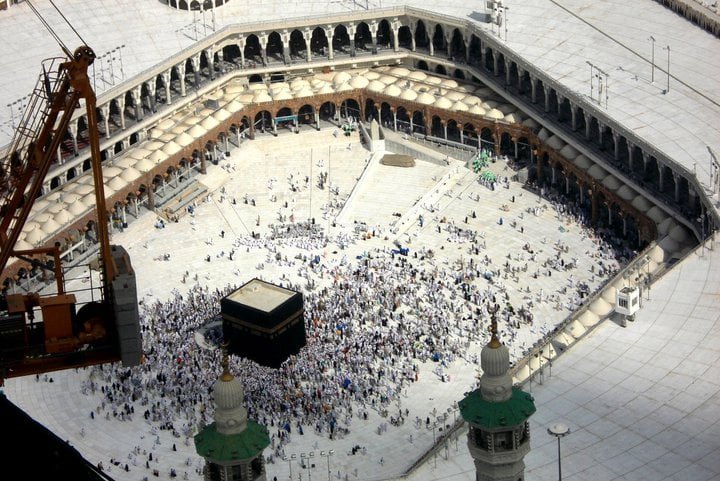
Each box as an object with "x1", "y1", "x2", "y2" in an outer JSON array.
[
  {"x1": 393, "y1": 109, "x2": 398, "y2": 131},
  {"x1": 551, "y1": 166, "x2": 556, "y2": 185},
  {"x1": 657, "y1": 163, "x2": 665, "y2": 192},
  {"x1": 259, "y1": 33, "x2": 269, "y2": 66},
  {"x1": 517, "y1": 68, "x2": 525, "y2": 94},
  {"x1": 102, "y1": 105, "x2": 111, "y2": 139},
  {"x1": 543, "y1": 86, "x2": 551, "y2": 113},
  {"x1": 570, "y1": 104, "x2": 578, "y2": 131},
  {"x1": 133, "y1": 87, "x2": 143, "y2": 121},
  {"x1": 69, "y1": 119, "x2": 79, "y2": 155},
  {"x1": 117, "y1": 96, "x2": 126, "y2": 130},
  {"x1": 162, "y1": 70, "x2": 172, "y2": 104},
  {"x1": 607, "y1": 203, "x2": 612, "y2": 226},
  {"x1": 642, "y1": 151, "x2": 650, "y2": 174},
  {"x1": 325, "y1": 27, "x2": 334, "y2": 60},
  {"x1": 348, "y1": 24, "x2": 357, "y2": 57},
  {"x1": 443, "y1": 121, "x2": 448, "y2": 140},
  {"x1": 598, "y1": 122, "x2": 605, "y2": 148},
  {"x1": 673, "y1": 171, "x2": 681, "y2": 202},
  {"x1": 205, "y1": 47, "x2": 215, "y2": 79},
  {"x1": 147, "y1": 81, "x2": 157, "y2": 113},
  {"x1": 612, "y1": 131, "x2": 620, "y2": 161},
  {"x1": 492, "y1": 51, "x2": 499, "y2": 76},
  {"x1": 281, "y1": 31, "x2": 291, "y2": 64},
  {"x1": 445, "y1": 30, "x2": 452, "y2": 58},
  {"x1": 584, "y1": 113, "x2": 592, "y2": 140},
  {"x1": 304, "y1": 31, "x2": 313, "y2": 62},
  {"x1": 190, "y1": 54, "x2": 201, "y2": 87},
  {"x1": 427, "y1": 23, "x2": 434, "y2": 56},
  {"x1": 464, "y1": 37, "x2": 471, "y2": 63},
  {"x1": 239, "y1": 38, "x2": 246, "y2": 67},
  {"x1": 514, "y1": 139, "x2": 518, "y2": 159},
  {"x1": 530, "y1": 77, "x2": 538, "y2": 103},
  {"x1": 369, "y1": 21, "x2": 378, "y2": 54},
  {"x1": 314, "y1": 110, "x2": 320, "y2": 130},
  {"x1": 565, "y1": 176, "x2": 570, "y2": 194},
  {"x1": 627, "y1": 141, "x2": 635, "y2": 172},
  {"x1": 392, "y1": 21, "x2": 400, "y2": 52},
  {"x1": 505, "y1": 59, "x2": 512, "y2": 86},
  {"x1": 178, "y1": 65, "x2": 187, "y2": 97}
]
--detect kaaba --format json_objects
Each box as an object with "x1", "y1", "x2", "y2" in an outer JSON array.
[{"x1": 221, "y1": 279, "x2": 306, "y2": 368}]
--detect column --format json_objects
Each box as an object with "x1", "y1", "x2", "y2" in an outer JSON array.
[
  {"x1": 530, "y1": 77, "x2": 538, "y2": 103},
  {"x1": 393, "y1": 109, "x2": 397, "y2": 131},
  {"x1": 612, "y1": 131, "x2": 620, "y2": 161},
  {"x1": 281, "y1": 31, "x2": 291, "y2": 64},
  {"x1": 133, "y1": 87, "x2": 143, "y2": 121},
  {"x1": 657, "y1": 163, "x2": 664, "y2": 192},
  {"x1": 627, "y1": 141, "x2": 635, "y2": 172},
  {"x1": 314, "y1": 110, "x2": 320, "y2": 130},
  {"x1": 348, "y1": 24, "x2": 357, "y2": 57},
  {"x1": 517, "y1": 68, "x2": 525, "y2": 94},
  {"x1": 239, "y1": 38, "x2": 246, "y2": 67},
  {"x1": 513, "y1": 139, "x2": 518, "y2": 158},
  {"x1": 492, "y1": 51, "x2": 500, "y2": 76},
  {"x1": 191, "y1": 54, "x2": 201, "y2": 87},
  {"x1": 570, "y1": 104, "x2": 578, "y2": 131},
  {"x1": 565, "y1": 176, "x2": 570, "y2": 194},
  {"x1": 505, "y1": 59, "x2": 512, "y2": 86},
  {"x1": 543, "y1": 86, "x2": 551, "y2": 113},
  {"x1": 162, "y1": 70, "x2": 172, "y2": 104},
  {"x1": 607, "y1": 203, "x2": 612, "y2": 226},
  {"x1": 304, "y1": 30, "x2": 313, "y2": 62},
  {"x1": 117, "y1": 97, "x2": 126, "y2": 130},
  {"x1": 102, "y1": 105, "x2": 111, "y2": 139},
  {"x1": 69, "y1": 119, "x2": 79, "y2": 155},
  {"x1": 392, "y1": 21, "x2": 400, "y2": 52},
  {"x1": 584, "y1": 113, "x2": 592, "y2": 140},
  {"x1": 205, "y1": 48, "x2": 215, "y2": 79},
  {"x1": 178, "y1": 65, "x2": 187, "y2": 97},
  {"x1": 324, "y1": 27, "x2": 334, "y2": 60},
  {"x1": 369, "y1": 21, "x2": 378, "y2": 54},
  {"x1": 259, "y1": 33, "x2": 269, "y2": 66},
  {"x1": 147, "y1": 81, "x2": 157, "y2": 113},
  {"x1": 597, "y1": 122, "x2": 604, "y2": 148},
  {"x1": 443, "y1": 121, "x2": 448, "y2": 140},
  {"x1": 673, "y1": 172, "x2": 681, "y2": 202}
]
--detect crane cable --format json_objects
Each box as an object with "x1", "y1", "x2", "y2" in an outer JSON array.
[{"x1": 25, "y1": 0, "x2": 89, "y2": 58}]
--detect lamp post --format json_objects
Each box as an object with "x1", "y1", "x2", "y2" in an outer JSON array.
[
  {"x1": 547, "y1": 423, "x2": 570, "y2": 481},
  {"x1": 300, "y1": 453, "x2": 313, "y2": 481},
  {"x1": 649, "y1": 36, "x2": 655, "y2": 82},
  {"x1": 283, "y1": 454, "x2": 297, "y2": 480},
  {"x1": 320, "y1": 450, "x2": 334, "y2": 481}
]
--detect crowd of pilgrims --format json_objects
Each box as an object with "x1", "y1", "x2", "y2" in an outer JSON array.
[{"x1": 81, "y1": 208, "x2": 634, "y2": 471}]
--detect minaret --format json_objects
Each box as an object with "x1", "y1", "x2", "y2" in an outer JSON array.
[
  {"x1": 194, "y1": 347, "x2": 270, "y2": 481},
  {"x1": 459, "y1": 305, "x2": 536, "y2": 481}
]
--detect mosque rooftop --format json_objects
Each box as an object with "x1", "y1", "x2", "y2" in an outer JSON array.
[
  {"x1": 459, "y1": 387, "x2": 537, "y2": 430},
  {"x1": 194, "y1": 421, "x2": 270, "y2": 462}
]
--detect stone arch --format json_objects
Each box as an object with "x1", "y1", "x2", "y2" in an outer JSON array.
[
  {"x1": 311, "y1": 27, "x2": 329, "y2": 56},
  {"x1": 484, "y1": 47, "x2": 494, "y2": 72},
  {"x1": 396, "y1": 106, "x2": 411, "y2": 132},
  {"x1": 499, "y1": 131, "x2": 513, "y2": 156},
  {"x1": 431, "y1": 115, "x2": 444, "y2": 138},
  {"x1": 289, "y1": 29, "x2": 306, "y2": 60},
  {"x1": 432, "y1": 24, "x2": 445, "y2": 53},
  {"x1": 450, "y1": 28, "x2": 465, "y2": 59},
  {"x1": 254, "y1": 110, "x2": 273, "y2": 132},
  {"x1": 454, "y1": 69, "x2": 465, "y2": 80},
  {"x1": 417, "y1": 60, "x2": 429, "y2": 71},
  {"x1": 244, "y1": 34, "x2": 262, "y2": 64},
  {"x1": 415, "y1": 20, "x2": 429, "y2": 49},
  {"x1": 468, "y1": 34, "x2": 482, "y2": 65},
  {"x1": 365, "y1": 98, "x2": 378, "y2": 122},
  {"x1": 340, "y1": 98, "x2": 361, "y2": 119},
  {"x1": 398, "y1": 25, "x2": 413, "y2": 49},
  {"x1": 66, "y1": 167, "x2": 77, "y2": 181},
  {"x1": 380, "y1": 102, "x2": 393, "y2": 128},
  {"x1": 354, "y1": 22, "x2": 372, "y2": 52},
  {"x1": 298, "y1": 104, "x2": 315, "y2": 125},
  {"x1": 223, "y1": 44, "x2": 242, "y2": 63},
  {"x1": 412, "y1": 110, "x2": 425, "y2": 134},
  {"x1": 446, "y1": 119, "x2": 460, "y2": 142},
  {"x1": 463, "y1": 123, "x2": 478, "y2": 148},
  {"x1": 377, "y1": 19, "x2": 392, "y2": 49},
  {"x1": 435, "y1": 64, "x2": 447, "y2": 75},
  {"x1": 267, "y1": 31, "x2": 284, "y2": 62},
  {"x1": 333, "y1": 24, "x2": 351, "y2": 53},
  {"x1": 319, "y1": 101, "x2": 336, "y2": 121},
  {"x1": 480, "y1": 127, "x2": 494, "y2": 151},
  {"x1": 114, "y1": 141, "x2": 123, "y2": 155}
]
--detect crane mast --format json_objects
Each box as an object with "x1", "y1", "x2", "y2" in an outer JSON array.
[{"x1": 0, "y1": 46, "x2": 141, "y2": 381}]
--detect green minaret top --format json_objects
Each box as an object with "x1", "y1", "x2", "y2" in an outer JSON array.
[
  {"x1": 459, "y1": 305, "x2": 536, "y2": 429},
  {"x1": 194, "y1": 345, "x2": 270, "y2": 462}
]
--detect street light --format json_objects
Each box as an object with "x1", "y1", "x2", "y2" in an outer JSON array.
[
  {"x1": 320, "y1": 450, "x2": 334, "y2": 481},
  {"x1": 648, "y1": 36, "x2": 655, "y2": 82},
  {"x1": 283, "y1": 454, "x2": 297, "y2": 480},
  {"x1": 547, "y1": 423, "x2": 571, "y2": 481}
]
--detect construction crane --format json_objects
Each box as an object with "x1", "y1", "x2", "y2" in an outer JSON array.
[{"x1": 0, "y1": 13, "x2": 141, "y2": 381}]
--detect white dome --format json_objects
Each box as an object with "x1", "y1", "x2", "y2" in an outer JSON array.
[
  {"x1": 390, "y1": 67, "x2": 411, "y2": 76},
  {"x1": 463, "y1": 96, "x2": 482, "y2": 106},
  {"x1": 416, "y1": 92, "x2": 436, "y2": 105},
  {"x1": 452, "y1": 101, "x2": 469, "y2": 112},
  {"x1": 587, "y1": 164, "x2": 608, "y2": 180},
  {"x1": 481, "y1": 343, "x2": 510, "y2": 377},
  {"x1": 214, "y1": 375, "x2": 244, "y2": 410},
  {"x1": 253, "y1": 91, "x2": 272, "y2": 103},
  {"x1": 469, "y1": 104, "x2": 487, "y2": 116},
  {"x1": 384, "y1": 84, "x2": 402, "y2": 97},
  {"x1": 440, "y1": 78, "x2": 459, "y2": 88},
  {"x1": 350, "y1": 76, "x2": 369, "y2": 89},
  {"x1": 294, "y1": 87, "x2": 315, "y2": 98},
  {"x1": 486, "y1": 108, "x2": 504, "y2": 120},
  {"x1": 522, "y1": 118, "x2": 540, "y2": 130},
  {"x1": 367, "y1": 80, "x2": 386, "y2": 92},
  {"x1": 399, "y1": 89, "x2": 418, "y2": 101},
  {"x1": 317, "y1": 84, "x2": 335, "y2": 95},
  {"x1": 503, "y1": 112, "x2": 521, "y2": 123},
  {"x1": 546, "y1": 135, "x2": 565, "y2": 150},
  {"x1": 425, "y1": 76, "x2": 442, "y2": 85},
  {"x1": 407, "y1": 70, "x2": 427, "y2": 80},
  {"x1": 364, "y1": 71, "x2": 381, "y2": 80},
  {"x1": 444, "y1": 91, "x2": 466, "y2": 101},
  {"x1": 434, "y1": 97, "x2": 453, "y2": 109},
  {"x1": 560, "y1": 144, "x2": 579, "y2": 159},
  {"x1": 573, "y1": 155, "x2": 593, "y2": 169},
  {"x1": 333, "y1": 71, "x2": 352, "y2": 86},
  {"x1": 378, "y1": 75, "x2": 397, "y2": 85},
  {"x1": 273, "y1": 90, "x2": 294, "y2": 101}
]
